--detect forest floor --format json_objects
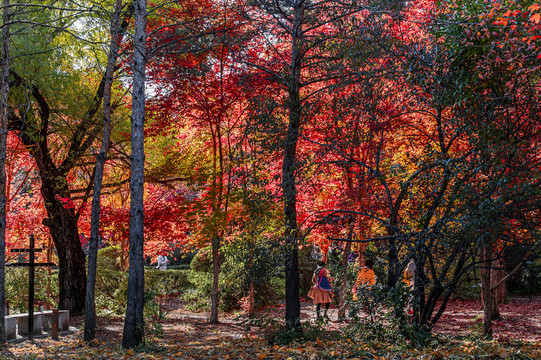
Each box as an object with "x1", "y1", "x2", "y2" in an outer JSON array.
[{"x1": 1, "y1": 296, "x2": 540, "y2": 359}]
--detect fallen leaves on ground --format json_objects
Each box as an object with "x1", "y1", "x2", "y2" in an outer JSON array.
[{"x1": 1, "y1": 297, "x2": 540, "y2": 359}]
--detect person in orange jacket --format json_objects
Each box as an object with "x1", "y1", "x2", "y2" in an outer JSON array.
[
  {"x1": 352, "y1": 258, "x2": 376, "y2": 300},
  {"x1": 350, "y1": 259, "x2": 376, "y2": 319}
]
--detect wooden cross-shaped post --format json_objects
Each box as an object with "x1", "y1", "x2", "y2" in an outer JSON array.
[{"x1": 7, "y1": 234, "x2": 55, "y2": 340}]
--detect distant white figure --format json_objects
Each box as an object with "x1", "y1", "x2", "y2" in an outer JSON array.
[
  {"x1": 156, "y1": 251, "x2": 169, "y2": 270},
  {"x1": 404, "y1": 259, "x2": 417, "y2": 289}
]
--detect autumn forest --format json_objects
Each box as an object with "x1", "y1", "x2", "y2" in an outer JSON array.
[{"x1": 0, "y1": 0, "x2": 540, "y2": 358}]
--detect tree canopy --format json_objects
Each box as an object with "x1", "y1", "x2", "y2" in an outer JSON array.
[{"x1": 0, "y1": 0, "x2": 539, "y2": 348}]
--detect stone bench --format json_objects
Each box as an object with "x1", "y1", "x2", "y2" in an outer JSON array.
[
  {"x1": 4, "y1": 309, "x2": 69, "y2": 340},
  {"x1": 6, "y1": 312, "x2": 43, "y2": 337},
  {"x1": 40, "y1": 310, "x2": 69, "y2": 332}
]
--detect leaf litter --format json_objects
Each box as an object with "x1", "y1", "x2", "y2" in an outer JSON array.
[{"x1": 1, "y1": 297, "x2": 539, "y2": 359}]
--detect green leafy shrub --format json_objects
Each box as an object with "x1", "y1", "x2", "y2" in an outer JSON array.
[
  {"x1": 166, "y1": 248, "x2": 196, "y2": 267},
  {"x1": 95, "y1": 246, "x2": 129, "y2": 316},
  {"x1": 145, "y1": 269, "x2": 191, "y2": 296},
  {"x1": 343, "y1": 282, "x2": 433, "y2": 348},
  {"x1": 298, "y1": 245, "x2": 319, "y2": 298},
  {"x1": 95, "y1": 246, "x2": 192, "y2": 317},
  {"x1": 221, "y1": 242, "x2": 285, "y2": 312},
  {"x1": 184, "y1": 240, "x2": 284, "y2": 313},
  {"x1": 6, "y1": 267, "x2": 59, "y2": 313},
  {"x1": 167, "y1": 264, "x2": 191, "y2": 270},
  {"x1": 241, "y1": 314, "x2": 326, "y2": 345},
  {"x1": 183, "y1": 246, "x2": 238, "y2": 313}
]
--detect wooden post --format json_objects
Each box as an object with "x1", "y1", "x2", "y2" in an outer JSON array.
[
  {"x1": 52, "y1": 308, "x2": 59, "y2": 340},
  {"x1": 46, "y1": 236, "x2": 53, "y2": 300},
  {"x1": 28, "y1": 234, "x2": 35, "y2": 340},
  {"x1": 7, "y1": 234, "x2": 56, "y2": 340}
]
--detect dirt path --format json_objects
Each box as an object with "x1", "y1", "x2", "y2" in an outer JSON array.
[
  {"x1": 41, "y1": 296, "x2": 541, "y2": 343},
  {"x1": 2, "y1": 296, "x2": 539, "y2": 359}
]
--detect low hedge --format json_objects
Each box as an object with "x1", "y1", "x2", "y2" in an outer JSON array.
[{"x1": 145, "y1": 268, "x2": 192, "y2": 296}]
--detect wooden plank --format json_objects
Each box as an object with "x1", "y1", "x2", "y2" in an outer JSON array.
[{"x1": 6, "y1": 262, "x2": 56, "y2": 267}]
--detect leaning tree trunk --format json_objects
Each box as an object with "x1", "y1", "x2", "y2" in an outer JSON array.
[
  {"x1": 122, "y1": 0, "x2": 147, "y2": 349},
  {"x1": 18, "y1": 137, "x2": 88, "y2": 315},
  {"x1": 0, "y1": 0, "x2": 11, "y2": 342},
  {"x1": 84, "y1": 0, "x2": 125, "y2": 342}
]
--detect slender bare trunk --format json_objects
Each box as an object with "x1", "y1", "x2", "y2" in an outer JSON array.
[
  {"x1": 85, "y1": 0, "x2": 125, "y2": 342},
  {"x1": 0, "y1": 0, "x2": 11, "y2": 342},
  {"x1": 210, "y1": 236, "x2": 220, "y2": 323},
  {"x1": 122, "y1": 0, "x2": 147, "y2": 349}
]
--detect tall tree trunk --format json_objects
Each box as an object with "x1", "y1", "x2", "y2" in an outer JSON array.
[
  {"x1": 282, "y1": 1, "x2": 304, "y2": 331},
  {"x1": 122, "y1": 0, "x2": 147, "y2": 349},
  {"x1": 481, "y1": 243, "x2": 493, "y2": 338},
  {"x1": 210, "y1": 235, "x2": 220, "y2": 324},
  {"x1": 0, "y1": 0, "x2": 10, "y2": 342},
  {"x1": 85, "y1": 0, "x2": 124, "y2": 342},
  {"x1": 490, "y1": 258, "x2": 501, "y2": 320}
]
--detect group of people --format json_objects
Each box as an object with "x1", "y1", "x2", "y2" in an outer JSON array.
[
  {"x1": 308, "y1": 254, "x2": 376, "y2": 322},
  {"x1": 308, "y1": 249, "x2": 418, "y2": 322},
  {"x1": 155, "y1": 244, "x2": 415, "y2": 322}
]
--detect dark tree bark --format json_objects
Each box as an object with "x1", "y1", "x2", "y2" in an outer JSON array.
[
  {"x1": 8, "y1": 94, "x2": 88, "y2": 315},
  {"x1": 122, "y1": 0, "x2": 147, "y2": 349},
  {"x1": 481, "y1": 243, "x2": 493, "y2": 338},
  {"x1": 247, "y1": 0, "x2": 366, "y2": 331},
  {"x1": 282, "y1": 0, "x2": 304, "y2": 330},
  {"x1": 85, "y1": 0, "x2": 125, "y2": 342},
  {"x1": 210, "y1": 236, "x2": 220, "y2": 324},
  {"x1": 0, "y1": 0, "x2": 11, "y2": 342},
  {"x1": 40, "y1": 175, "x2": 87, "y2": 314}
]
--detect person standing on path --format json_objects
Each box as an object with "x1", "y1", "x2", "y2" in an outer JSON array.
[
  {"x1": 308, "y1": 260, "x2": 333, "y2": 322},
  {"x1": 352, "y1": 258, "x2": 376, "y2": 298},
  {"x1": 350, "y1": 258, "x2": 376, "y2": 318}
]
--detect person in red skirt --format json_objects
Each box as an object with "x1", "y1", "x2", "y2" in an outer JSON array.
[{"x1": 308, "y1": 260, "x2": 333, "y2": 321}]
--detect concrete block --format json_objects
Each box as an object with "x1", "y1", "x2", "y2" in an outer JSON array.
[
  {"x1": 4, "y1": 316, "x2": 16, "y2": 340},
  {"x1": 17, "y1": 314, "x2": 42, "y2": 336},
  {"x1": 41, "y1": 310, "x2": 70, "y2": 332},
  {"x1": 59, "y1": 310, "x2": 70, "y2": 331},
  {"x1": 42, "y1": 313, "x2": 52, "y2": 331}
]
